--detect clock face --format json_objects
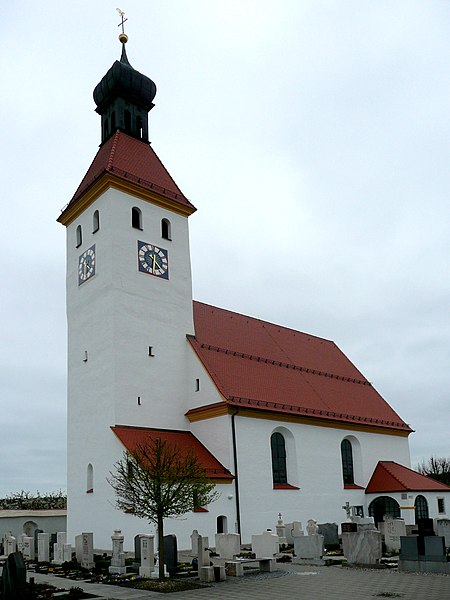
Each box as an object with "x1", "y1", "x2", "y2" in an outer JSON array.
[
  {"x1": 138, "y1": 241, "x2": 169, "y2": 280},
  {"x1": 78, "y1": 245, "x2": 96, "y2": 285}
]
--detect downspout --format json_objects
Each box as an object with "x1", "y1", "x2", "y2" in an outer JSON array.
[{"x1": 231, "y1": 408, "x2": 241, "y2": 535}]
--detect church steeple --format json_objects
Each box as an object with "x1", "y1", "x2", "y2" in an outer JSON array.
[{"x1": 93, "y1": 30, "x2": 157, "y2": 145}]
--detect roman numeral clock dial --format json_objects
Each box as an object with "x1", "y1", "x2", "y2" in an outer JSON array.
[
  {"x1": 138, "y1": 241, "x2": 169, "y2": 280},
  {"x1": 78, "y1": 245, "x2": 96, "y2": 285}
]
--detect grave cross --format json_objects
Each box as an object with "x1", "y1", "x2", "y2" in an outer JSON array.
[{"x1": 342, "y1": 501, "x2": 351, "y2": 519}]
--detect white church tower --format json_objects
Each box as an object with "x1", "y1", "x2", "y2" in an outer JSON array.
[{"x1": 58, "y1": 33, "x2": 198, "y2": 543}]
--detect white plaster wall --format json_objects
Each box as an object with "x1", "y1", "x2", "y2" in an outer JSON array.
[
  {"x1": 232, "y1": 415, "x2": 412, "y2": 543},
  {"x1": 66, "y1": 187, "x2": 197, "y2": 549},
  {"x1": 190, "y1": 415, "x2": 233, "y2": 473}
]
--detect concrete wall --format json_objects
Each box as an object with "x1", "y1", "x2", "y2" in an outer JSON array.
[{"x1": 0, "y1": 510, "x2": 66, "y2": 540}]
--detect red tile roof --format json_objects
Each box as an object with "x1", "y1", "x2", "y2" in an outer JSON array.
[
  {"x1": 189, "y1": 302, "x2": 412, "y2": 433},
  {"x1": 111, "y1": 425, "x2": 233, "y2": 480},
  {"x1": 365, "y1": 461, "x2": 450, "y2": 493},
  {"x1": 60, "y1": 131, "x2": 195, "y2": 219}
]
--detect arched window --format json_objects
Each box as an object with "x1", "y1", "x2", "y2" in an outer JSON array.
[
  {"x1": 415, "y1": 495, "x2": 429, "y2": 522},
  {"x1": 76, "y1": 225, "x2": 82, "y2": 248},
  {"x1": 161, "y1": 218, "x2": 171, "y2": 240},
  {"x1": 271, "y1": 432, "x2": 287, "y2": 484},
  {"x1": 341, "y1": 439, "x2": 354, "y2": 485},
  {"x1": 368, "y1": 496, "x2": 400, "y2": 525},
  {"x1": 132, "y1": 207, "x2": 142, "y2": 229},
  {"x1": 93, "y1": 210, "x2": 99, "y2": 233},
  {"x1": 86, "y1": 463, "x2": 93, "y2": 493}
]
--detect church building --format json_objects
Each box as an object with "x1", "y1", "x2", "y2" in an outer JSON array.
[{"x1": 58, "y1": 34, "x2": 450, "y2": 550}]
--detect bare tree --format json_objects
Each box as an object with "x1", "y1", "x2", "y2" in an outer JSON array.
[
  {"x1": 108, "y1": 437, "x2": 218, "y2": 579},
  {"x1": 417, "y1": 456, "x2": 450, "y2": 486}
]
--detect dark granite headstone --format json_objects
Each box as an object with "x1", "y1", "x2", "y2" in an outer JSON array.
[
  {"x1": 318, "y1": 523, "x2": 339, "y2": 546},
  {"x1": 163, "y1": 534, "x2": 177, "y2": 575},
  {"x1": 2, "y1": 551, "x2": 26, "y2": 599},
  {"x1": 423, "y1": 536, "x2": 446, "y2": 562},
  {"x1": 341, "y1": 522, "x2": 357, "y2": 533},
  {"x1": 400, "y1": 536, "x2": 419, "y2": 560}
]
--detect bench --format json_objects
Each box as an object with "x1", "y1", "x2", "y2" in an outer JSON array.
[{"x1": 225, "y1": 558, "x2": 276, "y2": 577}]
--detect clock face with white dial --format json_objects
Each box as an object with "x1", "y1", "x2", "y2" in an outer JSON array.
[
  {"x1": 138, "y1": 241, "x2": 169, "y2": 280},
  {"x1": 78, "y1": 245, "x2": 96, "y2": 285}
]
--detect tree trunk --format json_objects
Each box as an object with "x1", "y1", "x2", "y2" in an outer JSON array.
[{"x1": 157, "y1": 512, "x2": 165, "y2": 580}]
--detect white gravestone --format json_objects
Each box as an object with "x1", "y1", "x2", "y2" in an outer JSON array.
[
  {"x1": 293, "y1": 535, "x2": 325, "y2": 563},
  {"x1": 37, "y1": 533, "x2": 51, "y2": 563},
  {"x1": 285, "y1": 521, "x2": 304, "y2": 545},
  {"x1": 53, "y1": 532, "x2": 67, "y2": 564},
  {"x1": 75, "y1": 535, "x2": 83, "y2": 563},
  {"x1": 251, "y1": 531, "x2": 279, "y2": 558},
  {"x1": 81, "y1": 532, "x2": 94, "y2": 570},
  {"x1": 17, "y1": 534, "x2": 26, "y2": 554},
  {"x1": 276, "y1": 513, "x2": 287, "y2": 544},
  {"x1": 306, "y1": 519, "x2": 319, "y2": 536},
  {"x1": 109, "y1": 529, "x2": 127, "y2": 574},
  {"x1": 435, "y1": 519, "x2": 450, "y2": 548},
  {"x1": 342, "y1": 530, "x2": 382, "y2": 565},
  {"x1": 139, "y1": 535, "x2": 155, "y2": 577},
  {"x1": 4, "y1": 533, "x2": 17, "y2": 556},
  {"x1": 197, "y1": 535, "x2": 210, "y2": 568},
  {"x1": 63, "y1": 544, "x2": 72, "y2": 563},
  {"x1": 215, "y1": 533, "x2": 241, "y2": 559},
  {"x1": 191, "y1": 530, "x2": 200, "y2": 556},
  {"x1": 384, "y1": 518, "x2": 406, "y2": 553},
  {"x1": 22, "y1": 536, "x2": 35, "y2": 561}
]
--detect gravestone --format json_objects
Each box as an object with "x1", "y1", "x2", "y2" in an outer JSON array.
[
  {"x1": 163, "y1": 534, "x2": 178, "y2": 575},
  {"x1": 17, "y1": 534, "x2": 26, "y2": 555},
  {"x1": 276, "y1": 513, "x2": 287, "y2": 544},
  {"x1": 196, "y1": 534, "x2": 210, "y2": 568},
  {"x1": 435, "y1": 519, "x2": 450, "y2": 547},
  {"x1": 285, "y1": 521, "x2": 303, "y2": 545},
  {"x1": 342, "y1": 529, "x2": 382, "y2": 565},
  {"x1": 417, "y1": 518, "x2": 435, "y2": 536},
  {"x1": 251, "y1": 530, "x2": 279, "y2": 558},
  {"x1": 306, "y1": 519, "x2": 319, "y2": 536},
  {"x1": 139, "y1": 534, "x2": 155, "y2": 577},
  {"x1": 190, "y1": 530, "x2": 200, "y2": 556},
  {"x1": 37, "y1": 533, "x2": 51, "y2": 563},
  {"x1": 134, "y1": 534, "x2": 144, "y2": 568},
  {"x1": 318, "y1": 523, "x2": 339, "y2": 547},
  {"x1": 399, "y1": 535, "x2": 449, "y2": 574},
  {"x1": 75, "y1": 534, "x2": 83, "y2": 563},
  {"x1": 81, "y1": 532, "x2": 94, "y2": 570},
  {"x1": 109, "y1": 529, "x2": 126, "y2": 574},
  {"x1": 292, "y1": 534, "x2": 325, "y2": 564},
  {"x1": 22, "y1": 536, "x2": 35, "y2": 561},
  {"x1": 384, "y1": 518, "x2": 406, "y2": 553},
  {"x1": 215, "y1": 533, "x2": 240, "y2": 559},
  {"x1": 1, "y1": 551, "x2": 26, "y2": 600},
  {"x1": 52, "y1": 532, "x2": 67, "y2": 565},
  {"x1": 63, "y1": 544, "x2": 72, "y2": 562},
  {"x1": 33, "y1": 529, "x2": 43, "y2": 553},
  {"x1": 4, "y1": 533, "x2": 16, "y2": 556}
]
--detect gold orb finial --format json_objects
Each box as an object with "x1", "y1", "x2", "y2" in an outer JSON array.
[{"x1": 119, "y1": 32, "x2": 128, "y2": 44}]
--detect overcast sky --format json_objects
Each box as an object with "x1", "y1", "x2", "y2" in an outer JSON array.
[{"x1": 1, "y1": 1, "x2": 448, "y2": 496}]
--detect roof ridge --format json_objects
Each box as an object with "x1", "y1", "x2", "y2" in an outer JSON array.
[
  {"x1": 380, "y1": 461, "x2": 410, "y2": 488},
  {"x1": 199, "y1": 342, "x2": 370, "y2": 386},
  {"x1": 107, "y1": 130, "x2": 121, "y2": 171},
  {"x1": 227, "y1": 396, "x2": 410, "y2": 429}
]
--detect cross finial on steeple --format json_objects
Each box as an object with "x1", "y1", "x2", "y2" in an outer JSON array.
[{"x1": 117, "y1": 8, "x2": 128, "y2": 43}]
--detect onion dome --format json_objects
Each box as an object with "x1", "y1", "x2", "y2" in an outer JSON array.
[{"x1": 93, "y1": 40, "x2": 157, "y2": 144}]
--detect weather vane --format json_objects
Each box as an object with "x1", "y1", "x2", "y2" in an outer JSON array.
[{"x1": 117, "y1": 8, "x2": 128, "y2": 43}]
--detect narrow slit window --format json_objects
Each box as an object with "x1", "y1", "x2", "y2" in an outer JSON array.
[
  {"x1": 76, "y1": 225, "x2": 82, "y2": 248},
  {"x1": 132, "y1": 207, "x2": 142, "y2": 230},
  {"x1": 161, "y1": 218, "x2": 171, "y2": 240},
  {"x1": 93, "y1": 210, "x2": 100, "y2": 233},
  {"x1": 195, "y1": 378, "x2": 200, "y2": 392},
  {"x1": 86, "y1": 463, "x2": 93, "y2": 493}
]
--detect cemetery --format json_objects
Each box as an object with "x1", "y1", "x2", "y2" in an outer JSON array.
[{"x1": 0, "y1": 511, "x2": 449, "y2": 597}]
